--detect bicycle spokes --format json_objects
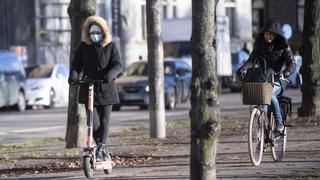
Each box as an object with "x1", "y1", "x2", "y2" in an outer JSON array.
[
  {"x1": 272, "y1": 128, "x2": 287, "y2": 161},
  {"x1": 247, "y1": 97, "x2": 290, "y2": 165},
  {"x1": 248, "y1": 107, "x2": 264, "y2": 166}
]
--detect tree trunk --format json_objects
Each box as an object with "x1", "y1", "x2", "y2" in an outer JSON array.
[
  {"x1": 298, "y1": 0, "x2": 320, "y2": 117},
  {"x1": 190, "y1": 0, "x2": 220, "y2": 179},
  {"x1": 65, "y1": 0, "x2": 96, "y2": 148},
  {"x1": 146, "y1": 0, "x2": 166, "y2": 138}
]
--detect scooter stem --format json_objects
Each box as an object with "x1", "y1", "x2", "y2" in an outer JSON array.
[{"x1": 86, "y1": 83, "x2": 94, "y2": 148}]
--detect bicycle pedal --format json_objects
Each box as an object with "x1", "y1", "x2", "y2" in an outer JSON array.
[{"x1": 274, "y1": 133, "x2": 283, "y2": 138}]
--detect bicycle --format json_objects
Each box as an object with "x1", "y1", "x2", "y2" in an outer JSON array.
[
  {"x1": 247, "y1": 93, "x2": 292, "y2": 166},
  {"x1": 75, "y1": 78, "x2": 114, "y2": 178}
]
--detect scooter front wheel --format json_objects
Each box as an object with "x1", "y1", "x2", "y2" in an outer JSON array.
[{"x1": 83, "y1": 156, "x2": 93, "y2": 178}]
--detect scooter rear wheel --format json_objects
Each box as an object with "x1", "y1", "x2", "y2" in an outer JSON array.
[
  {"x1": 83, "y1": 156, "x2": 93, "y2": 178},
  {"x1": 104, "y1": 169, "x2": 112, "y2": 174}
]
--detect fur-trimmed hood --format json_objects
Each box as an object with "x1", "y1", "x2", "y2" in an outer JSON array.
[{"x1": 82, "y1": 16, "x2": 112, "y2": 47}]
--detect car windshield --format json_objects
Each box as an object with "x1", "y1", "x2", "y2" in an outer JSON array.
[
  {"x1": 25, "y1": 64, "x2": 54, "y2": 79},
  {"x1": 126, "y1": 62, "x2": 173, "y2": 76}
]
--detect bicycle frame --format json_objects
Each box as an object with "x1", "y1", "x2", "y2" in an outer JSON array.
[
  {"x1": 260, "y1": 105, "x2": 276, "y2": 146},
  {"x1": 248, "y1": 96, "x2": 290, "y2": 166}
]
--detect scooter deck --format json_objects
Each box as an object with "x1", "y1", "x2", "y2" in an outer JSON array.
[{"x1": 95, "y1": 160, "x2": 114, "y2": 170}]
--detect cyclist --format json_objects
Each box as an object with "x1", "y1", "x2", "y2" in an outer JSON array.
[
  {"x1": 68, "y1": 16, "x2": 122, "y2": 162},
  {"x1": 237, "y1": 20, "x2": 296, "y2": 131}
]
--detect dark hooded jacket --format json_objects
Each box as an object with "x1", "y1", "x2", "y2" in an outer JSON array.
[
  {"x1": 238, "y1": 20, "x2": 296, "y2": 84},
  {"x1": 69, "y1": 16, "x2": 122, "y2": 105}
]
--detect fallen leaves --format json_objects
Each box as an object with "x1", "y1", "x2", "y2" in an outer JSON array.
[{"x1": 0, "y1": 154, "x2": 154, "y2": 177}]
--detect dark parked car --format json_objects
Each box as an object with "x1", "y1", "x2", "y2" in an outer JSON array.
[
  {"x1": 114, "y1": 59, "x2": 192, "y2": 110},
  {"x1": 0, "y1": 51, "x2": 27, "y2": 111}
]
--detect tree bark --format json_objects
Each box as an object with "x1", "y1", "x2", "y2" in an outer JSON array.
[
  {"x1": 298, "y1": 0, "x2": 320, "y2": 117},
  {"x1": 190, "y1": 0, "x2": 220, "y2": 179},
  {"x1": 146, "y1": 0, "x2": 166, "y2": 138},
  {"x1": 65, "y1": 0, "x2": 96, "y2": 148}
]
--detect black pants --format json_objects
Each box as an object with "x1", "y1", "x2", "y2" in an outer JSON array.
[{"x1": 85, "y1": 105, "x2": 112, "y2": 145}]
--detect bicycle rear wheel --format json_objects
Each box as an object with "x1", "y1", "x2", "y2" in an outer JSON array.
[
  {"x1": 248, "y1": 107, "x2": 264, "y2": 166},
  {"x1": 272, "y1": 127, "x2": 287, "y2": 161}
]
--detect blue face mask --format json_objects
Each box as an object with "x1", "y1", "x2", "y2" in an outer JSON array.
[{"x1": 90, "y1": 34, "x2": 103, "y2": 43}]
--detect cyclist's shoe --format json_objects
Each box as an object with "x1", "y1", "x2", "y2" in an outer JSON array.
[{"x1": 276, "y1": 121, "x2": 284, "y2": 132}]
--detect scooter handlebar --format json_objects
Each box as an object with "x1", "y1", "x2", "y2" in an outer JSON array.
[{"x1": 75, "y1": 79, "x2": 112, "y2": 85}]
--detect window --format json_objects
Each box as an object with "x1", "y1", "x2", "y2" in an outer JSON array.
[
  {"x1": 297, "y1": 0, "x2": 304, "y2": 32},
  {"x1": 57, "y1": 67, "x2": 67, "y2": 78},
  {"x1": 252, "y1": 0, "x2": 265, "y2": 37},
  {"x1": 163, "y1": 5, "x2": 168, "y2": 19},
  {"x1": 141, "y1": 5, "x2": 147, "y2": 39},
  {"x1": 112, "y1": 0, "x2": 121, "y2": 37},
  {"x1": 173, "y1": 5, "x2": 177, "y2": 18},
  {"x1": 25, "y1": 64, "x2": 53, "y2": 79},
  {"x1": 226, "y1": 7, "x2": 236, "y2": 37},
  {"x1": 39, "y1": 4, "x2": 46, "y2": 29},
  {"x1": 0, "y1": 58, "x2": 13, "y2": 72}
]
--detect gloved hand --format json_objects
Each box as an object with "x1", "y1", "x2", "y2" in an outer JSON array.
[
  {"x1": 103, "y1": 79, "x2": 111, "y2": 83},
  {"x1": 103, "y1": 77, "x2": 115, "y2": 83},
  {"x1": 68, "y1": 78, "x2": 76, "y2": 85},
  {"x1": 283, "y1": 70, "x2": 291, "y2": 78},
  {"x1": 237, "y1": 69, "x2": 247, "y2": 80}
]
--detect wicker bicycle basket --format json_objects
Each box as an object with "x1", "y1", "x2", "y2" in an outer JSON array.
[{"x1": 241, "y1": 83, "x2": 273, "y2": 105}]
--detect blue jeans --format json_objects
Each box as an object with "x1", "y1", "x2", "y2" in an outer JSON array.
[{"x1": 271, "y1": 84, "x2": 282, "y2": 122}]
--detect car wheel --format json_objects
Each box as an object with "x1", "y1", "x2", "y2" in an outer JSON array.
[
  {"x1": 230, "y1": 87, "x2": 241, "y2": 92},
  {"x1": 166, "y1": 88, "x2": 176, "y2": 110},
  {"x1": 15, "y1": 91, "x2": 26, "y2": 111},
  {"x1": 112, "y1": 105, "x2": 121, "y2": 111},
  {"x1": 139, "y1": 105, "x2": 148, "y2": 110},
  {"x1": 45, "y1": 89, "x2": 55, "y2": 109}
]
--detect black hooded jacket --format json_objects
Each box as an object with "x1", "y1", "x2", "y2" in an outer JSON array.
[
  {"x1": 238, "y1": 20, "x2": 296, "y2": 83},
  {"x1": 69, "y1": 16, "x2": 122, "y2": 105}
]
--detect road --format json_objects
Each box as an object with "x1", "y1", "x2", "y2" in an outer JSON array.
[{"x1": 0, "y1": 89, "x2": 301, "y2": 144}]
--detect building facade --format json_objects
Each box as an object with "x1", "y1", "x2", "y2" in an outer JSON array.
[
  {"x1": 0, "y1": 0, "x2": 305, "y2": 67},
  {"x1": 35, "y1": 0, "x2": 70, "y2": 65},
  {"x1": 0, "y1": 0, "x2": 36, "y2": 65},
  {"x1": 117, "y1": 0, "x2": 253, "y2": 70}
]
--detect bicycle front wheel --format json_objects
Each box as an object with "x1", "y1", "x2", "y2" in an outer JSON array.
[
  {"x1": 248, "y1": 107, "x2": 264, "y2": 166},
  {"x1": 272, "y1": 127, "x2": 287, "y2": 161}
]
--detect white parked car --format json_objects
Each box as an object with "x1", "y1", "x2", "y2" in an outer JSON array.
[{"x1": 25, "y1": 64, "x2": 69, "y2": 108}]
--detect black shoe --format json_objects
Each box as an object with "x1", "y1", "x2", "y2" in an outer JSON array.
[
  {"x1": 103, "y1": 152, "x2": 112, "y2": 161},
  {"x1": 96, "y1": 143, "x2": 105, "y2": 162}
]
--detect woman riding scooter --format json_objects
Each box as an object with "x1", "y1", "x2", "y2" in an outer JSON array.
[{"x1": 69, "y1": 15, "x2": 122, "y2": 162}]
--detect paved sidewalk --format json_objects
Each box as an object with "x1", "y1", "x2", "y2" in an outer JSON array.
[
  {"x1": 1, "y1": 89, "x2": 320, "y2": 179},
  {"x1": 2, "y1": 113, "x2": 320, "y2": 179}
]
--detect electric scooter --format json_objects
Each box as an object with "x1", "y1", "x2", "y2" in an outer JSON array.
[{"x1": 77, "y1": 78, "x2": 114, "y2": 178}]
